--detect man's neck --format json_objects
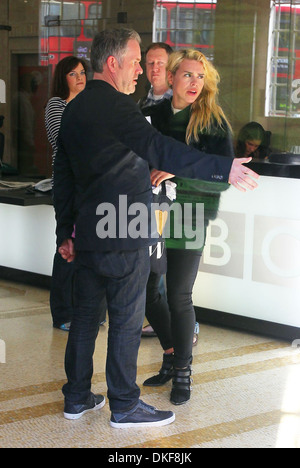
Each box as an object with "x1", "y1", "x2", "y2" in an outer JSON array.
[
  {"x1": 152, "y1": 85, "x2": 169, "y2": 97},
  {"x1": 93, "y1": 71, "x2": 118, "y2": 92}
]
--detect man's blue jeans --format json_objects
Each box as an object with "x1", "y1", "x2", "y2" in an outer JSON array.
[{"x1": 62, "y1": 247, "x2": 150, "y2": 412}]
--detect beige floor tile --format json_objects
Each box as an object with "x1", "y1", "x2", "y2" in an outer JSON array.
[{"x1": 0, "y1": 280, "x2": 299, "y2": 448}]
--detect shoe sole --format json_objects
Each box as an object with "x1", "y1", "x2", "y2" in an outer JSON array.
[
  {"x1": 170, "y1": 396, "x2": 191, "y2": 406},
  {"x1": 64, "y1": 397, "x2": 106, "y2": 420},
  {"x1": 110, "y1": 413, "x2": 175, "y2": 429},
  {"x1": 170, "y1": 399, "x2": 190, "y2": 406}
]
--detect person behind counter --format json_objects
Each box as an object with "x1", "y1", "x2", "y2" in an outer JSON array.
[
  {"x1": 45, "y1": 56, "x2": 106, "y2": 331},
  {"x1": 142, "y1": 48, "x2": 234, "y2": 405},
  {"x1": 236, "y1": 121, "x2": 271, "y2": 160}
]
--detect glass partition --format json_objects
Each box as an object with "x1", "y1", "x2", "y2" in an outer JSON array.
[
  {"x1": 153, "y1": 0, "x2": 300, "y2": 160},
  {"x1": 4, "y1": 0, "x2": 300, "y2": 177},
  {"x1": 8, "y1": 1, "x2": 102, "y2": 178}
]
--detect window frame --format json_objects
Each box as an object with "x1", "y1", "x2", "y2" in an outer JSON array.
[
  {"x1": 266, "y1": 0, "x2": 300, "y2": 118},
  {"x1": 153, "y1": 0, "x2": 217, "y2": 58}
]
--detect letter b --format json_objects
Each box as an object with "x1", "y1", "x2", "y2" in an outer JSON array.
[{"x1": 203, "y1": 218, "x2": 231, "y2": 266}]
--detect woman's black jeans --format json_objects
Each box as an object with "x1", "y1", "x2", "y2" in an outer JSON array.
[{"x1": 146, "y1": 248, "x2": 202, "y2": 369}]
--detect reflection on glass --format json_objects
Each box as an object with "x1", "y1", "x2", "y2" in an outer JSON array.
[
  {"x1": 40, "y1": 1, "x2": 102, "y2": 67},
  {"x1": 16, "y1": 67, "x2": 49, "y2": 176},
  {"x1": 154, "y1": 0, "x2": 216, "y2": 59},
  {"x1": 266, "y1": 1, "x2": 300, "y2": 118},
  {"x1": 153, "y1": 0, "x2": 300, "y2": 159}
]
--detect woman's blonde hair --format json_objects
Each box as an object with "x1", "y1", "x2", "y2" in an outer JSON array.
[{"x1": 166, "y1": 49, "x2": 231, "y2": 144}]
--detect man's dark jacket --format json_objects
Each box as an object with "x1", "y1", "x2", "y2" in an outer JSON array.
[{"x1": 53, "y1": 80, "x2": 233, "y2": 252}]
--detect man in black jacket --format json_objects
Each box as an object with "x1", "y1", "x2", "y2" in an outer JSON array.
[{"x1": 53, "y1": 28, "x2": 258, "y2": 428}]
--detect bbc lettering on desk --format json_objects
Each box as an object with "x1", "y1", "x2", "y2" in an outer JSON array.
[{"x1": 202, "y1": 211, "x2": 300, "y2": 289}]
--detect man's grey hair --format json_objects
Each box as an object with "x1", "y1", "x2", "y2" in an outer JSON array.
[{"x1": 91, "y1": 28, "x2": 141, "y2": 73}]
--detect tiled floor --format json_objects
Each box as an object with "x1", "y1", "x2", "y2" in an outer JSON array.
[{"x1": 0, "y1": 278, "x2": 300, "y2": 448}]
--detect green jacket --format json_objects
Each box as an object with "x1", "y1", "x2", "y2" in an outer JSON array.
[{"x1": 143, "y1": 99, "x2": 234, "y2": 250}]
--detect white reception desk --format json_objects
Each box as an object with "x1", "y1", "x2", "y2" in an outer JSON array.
[
  {"x1": 194, "y1": 161, "x2": 300, "y2": 340},
  {"x1": 0, "y1": 203, "x2": 56, "y2": 277},
  {"x1": 0, "y1": 189, "x2": 55, "y2": 284}
]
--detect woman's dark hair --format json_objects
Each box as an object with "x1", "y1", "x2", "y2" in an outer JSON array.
[
  {"x1": 236, "y1": 121, "x2": 267, "y2": 158},
  {"x1": 51, "y1": 56, "x2": 88, "y2": 100}
]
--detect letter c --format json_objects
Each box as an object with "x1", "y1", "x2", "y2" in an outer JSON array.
[{"x1": 261, "y1": 226, "x2": 300, "y2": 278}]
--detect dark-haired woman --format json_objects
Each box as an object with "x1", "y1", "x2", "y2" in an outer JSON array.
[
  {"x1": 45, "y1": 56, "x2": 87, "y2": 331},
  {"x1": 236, "y1": 122, "x2": 270, "y2": 160},
  {"x1": 45, "y1": 56, "x2": 88, "y2": 168}
]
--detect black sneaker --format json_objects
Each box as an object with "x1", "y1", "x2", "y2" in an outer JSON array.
[
  {"x1": 64, "y1": 393, "x2": 105, "y2": 420},
  {"x1": 110, "y1": 400, "x2": 175, "y2": 429}
]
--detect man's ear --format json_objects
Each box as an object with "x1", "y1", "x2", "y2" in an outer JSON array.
[{"x1": 106, "y1": 55, "x2": 118, "y2": 73}]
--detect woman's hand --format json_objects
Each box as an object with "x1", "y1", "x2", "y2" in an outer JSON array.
[{"x1": 151, "y1": 169, "x2": 175, "y2": 187}]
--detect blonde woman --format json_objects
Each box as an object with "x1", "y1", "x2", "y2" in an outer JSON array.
[{"x1": 143, "y1": 49, "x2": 234, "y2": 405}]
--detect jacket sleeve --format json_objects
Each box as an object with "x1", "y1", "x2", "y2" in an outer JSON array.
[
  {"x1": 112, "y1": 94, "x2": 233, "y2": 183},
  {"x1": 52, "y1": 132, "x2": 76, "y2": 247}
]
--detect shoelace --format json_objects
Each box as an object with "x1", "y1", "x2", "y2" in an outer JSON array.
[{"x1": 138, "y1": 401, "x2": 157, "y2": 414}]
